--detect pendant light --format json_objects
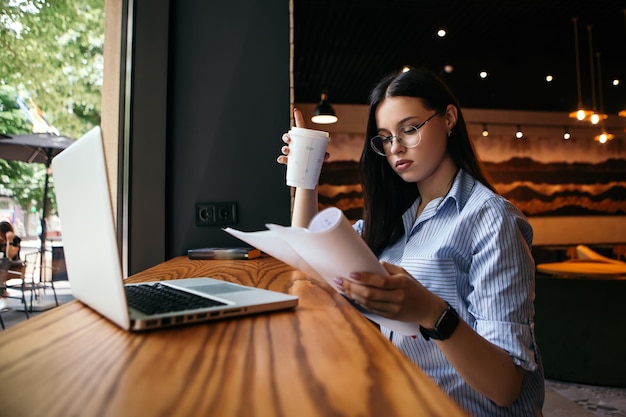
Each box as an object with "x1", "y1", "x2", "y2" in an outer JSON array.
[
  {"x1": 593, "y1": 51, "x2": 613, "y2": 143},
  {"x1": 586, "y1": 25, "x2": 607, "y2": 125},
  {"x1": 311, "y1": 90, "x2": 338, "y2": 124},
  {"x1": 594, "y1": 131, "x2": 615, "y2": 143},
  {"x1": 568, "y1": 18, "x2": 593, "y2": 121}
]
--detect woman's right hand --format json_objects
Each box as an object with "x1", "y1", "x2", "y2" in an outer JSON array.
[
  {"x1": 277, "y1": 108, "x2": 330, "y2": 165},
  {"x1": 277, "y1": 108, "x2": 308, "y2": 165}
]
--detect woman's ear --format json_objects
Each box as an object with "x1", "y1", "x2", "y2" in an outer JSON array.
[{"x1": 445, "y1": 104, "x2": 458, "y2": 132}]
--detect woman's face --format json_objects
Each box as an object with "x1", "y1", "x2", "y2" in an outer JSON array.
[{"x1": 374, "y1": 96, "x2": 455, "y2": 184}]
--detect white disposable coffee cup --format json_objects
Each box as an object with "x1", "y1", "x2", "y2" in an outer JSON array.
[{"x1": 286, "y1": 127, "x2": 330, "y2": 190}]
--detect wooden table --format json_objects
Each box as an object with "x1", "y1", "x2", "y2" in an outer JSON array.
[
  {"x1": 0, "y1": 256, "x2": 467, "y2": 417},
  {"x1": 537, "y1": 260, "x2": 626, "y2": 278}
]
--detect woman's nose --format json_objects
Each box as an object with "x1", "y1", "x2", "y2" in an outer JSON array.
[{"x1": 389, "y1": 136, "x2": 404, "y2": 154}]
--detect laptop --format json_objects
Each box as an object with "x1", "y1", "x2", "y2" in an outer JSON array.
[{"x1": 51, "y1": 126, "x2": 298, "y2": 331}]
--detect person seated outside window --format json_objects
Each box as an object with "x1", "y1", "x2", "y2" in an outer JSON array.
[{"x1": 1, "y1": 220, "x2": 22, "y2": 310}]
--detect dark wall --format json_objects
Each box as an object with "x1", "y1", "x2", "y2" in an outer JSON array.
[
  {"x1": 126, "y1": 0, "x2": 170, "y2": 275},
  {"x1": 127, "y1": 0, "x2": 290, "y2": 274},
  {"x1": 165, "y1": 1, "x2": 291, "y2": 258}
]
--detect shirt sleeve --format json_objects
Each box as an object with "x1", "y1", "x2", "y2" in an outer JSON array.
[
  {"x1": 467, "y1": 196, "x2": 539, "y2": 372},
  {"x1": 352, "y1": 219, "x2": 364, "y2": 236}
]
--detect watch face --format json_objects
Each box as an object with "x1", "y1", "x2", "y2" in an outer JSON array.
[
  {"x1": 419, "y1": 303, "x2": 459, "y2": 341},
  {"x1": 437, "y1": 307, "x2": 459, "y2": 339}
]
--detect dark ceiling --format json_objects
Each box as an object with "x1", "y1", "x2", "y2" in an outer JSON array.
[{"x1": 293, "y1": 0, "x2": 626, "y2": 115}]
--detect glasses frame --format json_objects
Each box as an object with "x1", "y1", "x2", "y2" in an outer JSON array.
[{"x1": 370, "y1": 112, "x2": 439, "y2": 156}]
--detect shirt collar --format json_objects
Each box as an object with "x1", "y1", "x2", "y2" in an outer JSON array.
[
  {"x1": 442, "y1": 168, "x2": 475, "y2": 214},
  {"x1": 403, "y1": 168, "x2": 476, "y2": 225}
]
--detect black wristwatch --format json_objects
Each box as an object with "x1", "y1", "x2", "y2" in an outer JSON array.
[{"x1": 419, "y1": 302, "x2": 459, "y2": 341}]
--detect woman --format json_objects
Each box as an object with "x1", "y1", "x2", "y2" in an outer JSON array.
[
  {"x1": 279, "y1": 67, "x2": 544, "y2": 416},
  {"x1": 1, "y1": 220, "x2": 22, "y2": 309}
]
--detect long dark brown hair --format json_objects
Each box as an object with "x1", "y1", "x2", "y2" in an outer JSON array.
[
  {"x1": 0, "y1": 221, "x2": 14, "y2": 240},
  {"x1": 359, "y1": 67, "x2": 495, "y2": 255}
]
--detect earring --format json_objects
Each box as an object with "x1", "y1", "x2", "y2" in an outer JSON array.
[{"x1": 447, "y1": 130, "x2": 452, "y2": 137}]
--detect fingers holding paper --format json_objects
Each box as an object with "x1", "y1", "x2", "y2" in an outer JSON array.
[{"x1": 334, "y1": 262, "x2": 444, "y2": 326}]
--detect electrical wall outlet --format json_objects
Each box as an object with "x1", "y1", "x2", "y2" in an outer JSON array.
[{"x1": 196, "y1": 202, "x2": 238, "y2": 226}]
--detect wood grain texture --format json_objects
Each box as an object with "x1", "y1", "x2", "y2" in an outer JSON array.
[{"x1": 0, "y1": 256, "x2": 468, "y2": 417}]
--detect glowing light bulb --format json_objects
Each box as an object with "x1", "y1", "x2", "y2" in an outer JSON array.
[{"x1": 591, "y1": 113, "x2": 600, "y2": 124}]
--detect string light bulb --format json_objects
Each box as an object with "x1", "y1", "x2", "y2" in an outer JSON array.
[
  {"x1": 482, "y1": 124, "x2": 489, "y2": 137},
  {"x1": 515, "y1": 125, "x2": 523, "y2": 139}
]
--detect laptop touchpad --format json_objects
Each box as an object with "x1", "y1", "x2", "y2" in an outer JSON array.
[{"x1": 194, "y1": 283, "x2": 253, "y2": 295}]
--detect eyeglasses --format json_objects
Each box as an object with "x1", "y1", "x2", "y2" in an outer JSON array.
[{"x1": 370, "y1": 112, "x2": 439, "y2": 156}]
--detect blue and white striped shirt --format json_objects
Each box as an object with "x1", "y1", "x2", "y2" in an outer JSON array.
[{"x1": 354, "y1": 169, "x2": 544, "y2": 417}]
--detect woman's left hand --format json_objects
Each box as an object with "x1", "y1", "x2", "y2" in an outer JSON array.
[
  {"x1": 337, "y1": 261, "x2": 525, "y2": 405},
  {"x1": 334, "y1": 262, "x2": 445, "y2": 326}
]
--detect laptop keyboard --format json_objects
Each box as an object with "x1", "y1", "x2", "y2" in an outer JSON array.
[{"x1": 126, "y1": 282, "x2": 227, "y2": 315}]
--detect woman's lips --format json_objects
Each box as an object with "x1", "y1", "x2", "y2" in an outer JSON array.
[{"x1": 395, "y1": 159, "x2": 413, "y2": 171}]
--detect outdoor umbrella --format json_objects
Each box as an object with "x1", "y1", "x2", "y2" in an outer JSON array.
[{"x1": 0, "y1": 132, "x2": 75, "y2": 273}]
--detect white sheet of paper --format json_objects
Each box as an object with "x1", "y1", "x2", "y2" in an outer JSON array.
[{"x1": 224, "y1": 207, "x2": 422, "y2": 335}]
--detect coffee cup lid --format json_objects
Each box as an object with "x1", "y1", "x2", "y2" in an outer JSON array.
[{"x1": 289, "y1": 127, "x2": 329, "y2": 138}]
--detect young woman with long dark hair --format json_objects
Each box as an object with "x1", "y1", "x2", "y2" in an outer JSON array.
[{"x1": 279, "y1": 67, "x2": 544, "y2": 416}]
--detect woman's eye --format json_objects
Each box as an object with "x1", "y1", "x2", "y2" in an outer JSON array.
[{"x1": 402, "y1": 126, "x2": 419, "y2": 135}]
